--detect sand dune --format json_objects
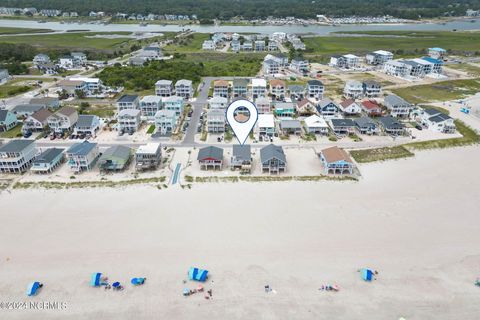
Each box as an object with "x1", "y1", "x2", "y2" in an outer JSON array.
[{"x1": 0, "y1": 146, "x2": 480, "y2": 319}]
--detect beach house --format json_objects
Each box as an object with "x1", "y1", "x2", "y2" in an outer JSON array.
[
  {"x1": 420, "y1": 108, "x2": 456, "y2": 133},
  {"x1": 155, "y1": 80, "x2": 174, "y2": 97},
  {"x1": 296, "y1": 99, "x2": 317, "y2": 116},
  {"x1": 377, "y1": 116, "x2": 406, "y2": 136},
  {"x1": 257, "y1": 114, "x2": 276, "y2": 137},
  {"x1": 365, "y1": 50, "x2": 393, "y2": 66},
  {"x1": 12, "y1": 104, "x2": 47, "y2": 118},
  {"x1": 307, "y1": 80, "x2": 324, "y2": 100},
  {"x1": 30, "y1": 97, "x2": 60, "y2": 109},
  {"x1": 339, "y1": 99, "x2": 362, "y2": 116},
  {"x1": 47, "y1": 107, "x2": 79, "y2": 134},
  {"x1": 280, "y1": 119, "x2": 302, "y2": 135},
  {"x1": 304, "y1": 115, "x2": 329, "y2": 135},
  {"x1": 269, "y1": 79, "x2": 286, "y2": 100},
  {"x1": 74, "y1": 115, "x2": 100, "y2": 137},
  {"x1": 213, "y1": 80, "x2": 229, "y2": 98},
  {"x1": 329, "y1": 118, "x2": 356, "y2": 136},
  {"x1": 140, "y1": 95, "x2": 163, "y2": 120},
  {"x1": 343, "y1": 80, "x2": 364, "y2": 99},
  {"x1": 22, "y1": 108, "x2": 53, "y2": 134},
  {"x1": 274, "y1": 102, "x2": 295, "y2": 118},
  {"x1": 384, "y1": 60, "x2": 408, "y2": 77},
  {"x1": 361, "y1": 100, "x2": 383, "y2": 117},
  {"x1": 58, "y1": 79, "x2": 87, "y2": 97},
  {"x1": 66, "y1": 141, "x2": 99, "y2": 172},
  {"x1": 232, "y1": 78, "x2": 249, "y2": 98},
  {"x1": 197, "y1": 146, "x2": 223, "y2": 170},
  {"x1": 230, "y1": 144, "x2": 252, "y2": 172},
  {"x1": 316, "y1": 98, "x2": 340, "y2": 118},
  {"x1": 206, "y1": 109, "x2": 226, "y2": 133},
  {"x1": 251, "y1": 78, "x2": 267, "y2": 99},
  {"x1": 288, "y1": 85, "x2": 306, "y2": 100},
  {"x1": 289, "y1": 58, "x2": 309, "y2": 74},
  {"x1": 319, "y1": 146, "x2": 354, "y2": 175},
  {"x1": 175, "y1": 79, "x2": 193, "y2": 99},
  {"x1": 0, "y1": 139, "x2": 36, "y2": 173},
  {"x1": 254, "y1": 97, "x2": 271, "y2": 114},
  {"x1": 33, "y1": 53, "x2": 51, "y2": 66},
  {"x1": 0, "y1": 110, "x2": 17, "y2": 132},
  {"x1": 135, "y1": 143, "x2": 162, "y2": 171},
  {"x1": 260, "y1": 144, "x2": 286, "y2": 174},
  {"x1": 116, "y1": 95, "x2": 140, "y2": 112},
  {"x1": 355, "y1": 117, "x2": 379, "y2": 135},
  {"x1": 208, "y1": 96, "x2": 228, "y2": 110},
  {"x1": 384, "y1": 95, "x2": 412, "y2": 118},
  {"x1": 263, "y1": 58, "x2": 280, "y2": 75},
  {"x1": 98, "y1": 145, "x2": 132, "y2": 171},
  {"x1": 154, "y1": 110, "x2": 178, "y2": 135},
  {"x1": 118, "y1": 109, "x2": 142, "y2": 134},
  {"x1": 163, "y1": 96, "x2": 184, "y2": 116},
  {"x1": 363, "y1": 80, "x2": 382, "y2": 98},
  {"x1": 31, "y1": 148, "x2": 64, "y2": 174}
]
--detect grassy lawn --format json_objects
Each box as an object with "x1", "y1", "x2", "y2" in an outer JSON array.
[
  {"x1": 147, "y1": 125, "x2": 156, "y2": 134},
  {"x1": 0, "y1": 124, "x2": 23, "y2": 138},
  {"x1": 163, "y1": 33, "x2": 210, "y2": 53},
  {"x1": 82, "y1": 108, "x2": 115, "y2": 118},
  {"x1": 350, "y1": 146, "x2": 414, "y2": 163},
  {"x1": 445, "y1": 63, "x2": 480, "y2": 77},
  {"x1": 392, "y1": 79, "x2": 480, "y2": 104},
  {"x1": 0, "y1": 84, "x2": 32, "y2": 99},
  {"x1": 303, "y1": 31, "x2": 480, "y2": 61},
  {"x1": 0, "y1": 32, "x2": 133, "y2": 51},
  {"x1": 0, "y1": 27, "x2": 53, "y2": 34}
]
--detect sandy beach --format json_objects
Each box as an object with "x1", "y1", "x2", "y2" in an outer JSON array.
[{"x1": 1, "y1": 146, "x2": 480, "y2": 319}]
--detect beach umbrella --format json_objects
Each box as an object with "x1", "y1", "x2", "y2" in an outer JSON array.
[
  {"x1": 90, "y1": 273, "x2": 102, "y2": 287},
  {"x1": 26, "y1": 282, "x2": 41, "y2": 296},
  {"x1": 131, "y1": 278, "x2": 145, "y2": 286},
  {"x1": 188, "y1": 267, "x2": 209, "y2": 282},
  {"x1": 112, "y1": 282, "x2": 120, "y2": 288},
  {"x1": 361, "y1": 269, "x2": 374, "y2": 281}
]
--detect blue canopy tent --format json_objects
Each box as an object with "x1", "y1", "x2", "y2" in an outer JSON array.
[
  {"x1": 188, "y1": 267, "x2": 208, "y2": 282},
  {"x1": 26, "y1": 282, "x2": 41, "y2": 296},
  {"x1": 361, "y1": 269, "x2": 374, "y2": 281},
  {"x1": 91, "y1": 273, "x2": 102, "y2": 287}
]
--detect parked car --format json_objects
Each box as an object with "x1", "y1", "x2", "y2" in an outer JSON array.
[{"x1": 23, "y1": 131, "x2": 32, "y2": 138}]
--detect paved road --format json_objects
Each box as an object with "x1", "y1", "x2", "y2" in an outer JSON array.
[{"x1": 182, "y1": 78, "x2": 212, "y2": 144}]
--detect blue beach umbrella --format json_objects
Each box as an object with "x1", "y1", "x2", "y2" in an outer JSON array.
[
  {"x1": 90, "y1": 273, "x2": 102, "y2": 287},
  {"x1": 26, "y1": 282, "x2": 41, "y2": 296},
  {"x1": 112, "y1": 282, "x2": 120, "y2": 288},
  {"x1": 131, "y1": 278, "x2": 145, "y2": 285},
  {"x1": 188, "y1": 267, "x2": 209, "y2": 282}
]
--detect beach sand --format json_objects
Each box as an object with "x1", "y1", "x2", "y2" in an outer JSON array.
[{"x1": 0, "y1": 146, "x2": 480, "y2": 319}]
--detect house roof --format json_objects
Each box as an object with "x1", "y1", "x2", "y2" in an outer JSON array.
[
  {"x1": 76, "y1": 115, "x2": 98, "y2": 127},
  {"x1": 288, "y1": 84, "x2": 305, "y2": 92},
  {"x1": 331, "y1": 118, "x2": 355, "y2": 127},
  {"x1": 209, "y1": 96, "x2": 228, "y2": 104},
  {"x1": 117, "y1": 95, "x2": 139, "y2": 103},
  {"x1": 57, "y1": 106, "x2": 77, "y2": 117},
  {"x1": 232, "y1": 78, "x2": 249, "y2": 87},
  {"x1": 98, "y1": 145, "x2": 131, "y2": 163},
  {"x1": 355, "y1": 116, "x2": 377, "y2": 128},
  {"x1": 30, "y1": 97, "x2": 59, "y2": 106},
  {"x1": 372, "y1": 50, "x2": 393, "y2": 56},
  {"x1": 33, "y1": 148, "x2": 64, "y2": 164},
  {"x1": 422, "y1": 56, "x2": 443, "y2": 64},
  {"x1": 136, "y1": 143, "x2": 161, "y2": 154},
  {"x1": 255, "y1": 97, "x2": 270, "y2": 105},
  {"x1": 12, "y1": 104, "x2": 45, "y2": 114},
  {"x1": 363, "y1": 80, "x2": 381, "y2": 87},
  {"x1": 0, "y1": 139, "x2": 34, "y2": 153},
  {"x1": 318, "y1": 98, "x2": 337, "y2": 109},
  {"x1": 280, "y1": 119, "x2": 301, "y2": 129},
  {"x1": 155, "y1": 79, "x2": 172, "y2": 86},
  {"x1": 361, "y1": 100, "x2": 381, "y2": 110},
  {"x1": 321, "y1": 146, "x2": 352, "y2": 164},
  {"x1": 345, "y1": 80, "x2": 362, "y2": 88},
  {"x1": 340, "y1": 99, "x2": 356, "y2": 108},
  {"x1": 304, "y1": 115, "x2": 328, "y2": 128},
  {"x1": 175, "y1": 79, "x2": 192, "y2": 86},
  {"x1": 232, "y1": 144, "x2": 251, "y2": 161},
  {"x1": 0, "y1": 110, "x2": 13, "y2": 122},
  {"x1": 260, "y1": 144, "x2": 286, "y2": 163},
  {"x1": 197, "y1": 146, "x2": 223, "y2": 161},
  {"x1": 67, "y1": 141, "x2": 97, "y2": 156},
  {"x1": 384, "y1": 95, "x2": 410, "y2": 107},
  {"x1": 214, "y1": 80, "x2": 229, "y2": 87},
  {"x1": 307, "y1": 79, "x2": 323, "y2": 86},
  {"x1": 423, "y1": 108, "x2": 442, "y2": 116},
  {"x1": 377, "y1": 116, "x2": 404, "y2": 129},
  {"x1": 154, "y1": 109, "x2": 176, "y2": 118},
  {"x1": 118, "y1": 109, "x2": 141, "y2": 117},
  {"x1": 270, "y1": 79, "x2": 286, "y2": 87},
  {"x1": 140, "y1": 95, "x2": 162, "y2": 103},
  {"x1": 251, "y1": 78, "x2": 267, "y2": 87},
  {"x1": 297, "y1": 98, "x2": 313, "y2": 108},
  {"x1": 58, "y1": 79, "x2": 85, "y2": 87},
  {"x1": 257, "y1": 114, "x2": 275, "y2": 128},
  {"x1": 30, "y1": 108, "x2": 53, "y2": 123},
  {"x1": 429, "y1": 113, "x2": 451, "y2": 123}
]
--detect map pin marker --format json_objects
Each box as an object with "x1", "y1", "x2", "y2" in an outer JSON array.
[{"x1": 226, "y1": 99, "x2": 258, "y2": 145}]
